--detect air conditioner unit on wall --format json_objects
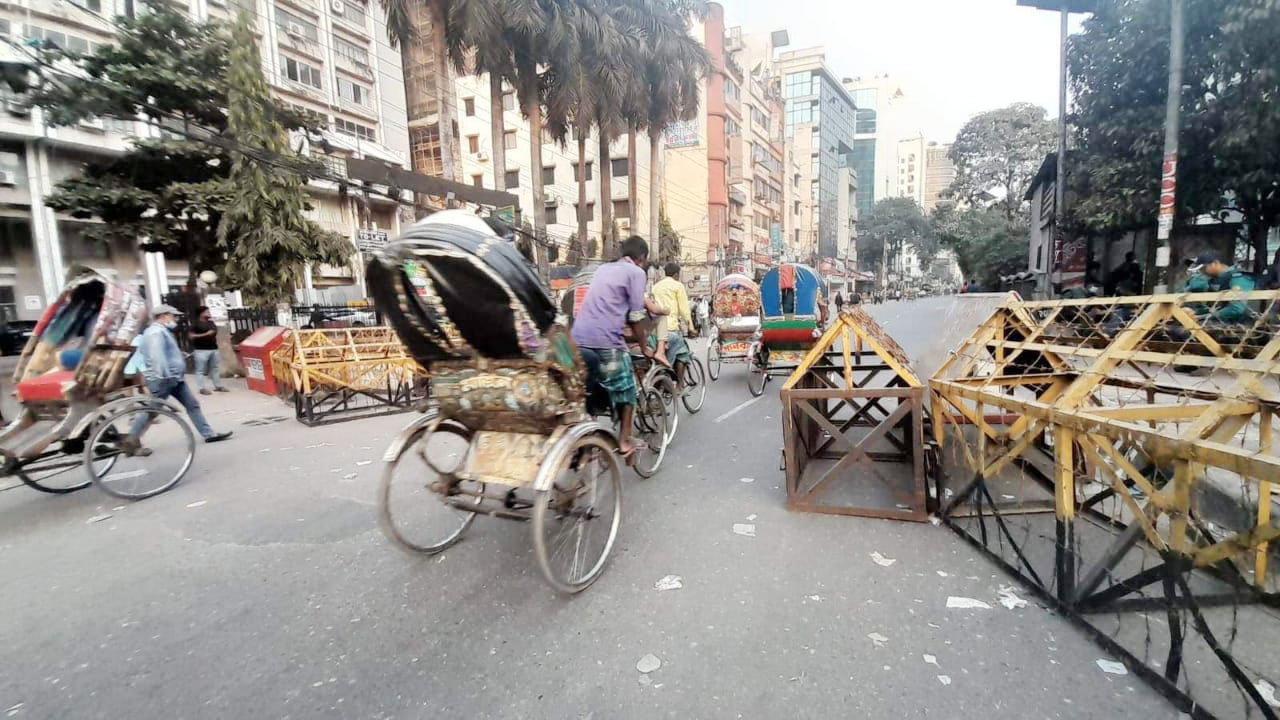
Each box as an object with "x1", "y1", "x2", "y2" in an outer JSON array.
[
  {"x1": 0, "y1": 170, "x2": 16, "y2": 186},
  {"x1": 476, "y1": 151, "x2": 489, "y2": 161}
]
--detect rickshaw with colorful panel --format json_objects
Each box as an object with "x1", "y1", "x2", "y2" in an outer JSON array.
[
  {"x1": 746, "y1": 263, "x2": 828, "y2": 396},
  {"x1": 705, "y1": 273, "x2": 761, "y2": 382},
  {"x1": 1, "y1": 269, "x2": 197, "y2": 499}
]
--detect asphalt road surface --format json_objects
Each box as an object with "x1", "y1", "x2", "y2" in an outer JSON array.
[{"x1": 0, "y1": 297, "x2": 1182, "y2": 719}]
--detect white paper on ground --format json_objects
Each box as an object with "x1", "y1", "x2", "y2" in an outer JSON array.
[
  {"x1": 946, "y1": 596, "x2": 992, "y2": 610},
  {"x1": 732, "y1": 523, "x2": 756, "y2": 537},
  {"x1": 867, "y1": 632, "x2": 888, "y2": 648},
  {"x1": 1096, "y1": 659, "x2": 1128, "y2": 675},
  {"x1": 654, "y1": 575, "x2": 683, "y2": 591},
  {"x1": 869, "y1": 551, "x2": 897, "y2": 567}
]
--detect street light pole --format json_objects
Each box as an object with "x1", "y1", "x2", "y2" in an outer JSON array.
[
  {"x1": 1154, "y1": 0, "x2": 1185, "y2": 293},
  {"x1": 1054, "y1": 7, "x2": 1068, "y2": 297}
]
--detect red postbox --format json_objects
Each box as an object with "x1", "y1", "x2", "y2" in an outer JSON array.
[{"x1": 238, "y1": 326, "x2": 289, "y2": 395}]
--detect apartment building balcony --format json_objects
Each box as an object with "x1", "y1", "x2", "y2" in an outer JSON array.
[
  {"x1": 330, "y1": 0, "x2": 371, "y2": 35},
  {"x1": 338, "y1": 97, "x2": 378, "y2": 122},
  {"x1": 278, "y1": 0, "x2": 319, "y2": 16},
  {"x1": 334, "y1": 53, "x2": 376, "y2": 83},
  {"x1": 278, "y1": 30, "x2": 324, "y2": 62}
]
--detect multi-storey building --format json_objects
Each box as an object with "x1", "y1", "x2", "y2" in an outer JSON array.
[
  {"x1": 896, "y1": 133, "x2": 926, "y2": 206},
  {"x1": 844, "y1": 74, "x2": 921, "y2": 219},
  {"x1": 726, "y1": 25, "x2": 788, "y2": 273},
  {"x1": 448, "y1": 73, "x2": 653, "y2": 257},
  {"x1": 923, "y1": 141, "x2": 956, "y2": 212},
  {"x1": 0, "y1": 0, "x2": 410, "y2": 317},
  {"x1": 663, "y1": 1, "x2": 731, "y2": 267},
  {"x1": 775, "y1": 46, "x2": 856, "y2": 268}
]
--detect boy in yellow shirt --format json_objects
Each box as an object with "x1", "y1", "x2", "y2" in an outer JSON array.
[{"x1": 652, "y1": 262, "x2": 693, "y2": 369}]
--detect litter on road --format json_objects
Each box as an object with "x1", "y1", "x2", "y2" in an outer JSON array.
[
  {"x1": 654, "y1": 575, "x2": 683, "y2": 591},
  {"x1": 869, "y1": 551, "x2": 897, "y2": 567},
  {"x1": 997, "y1": 586, "x2": 1028, "y2": 610},
  {"x1": 937, "y1": 675, "x2": 952, "y2": 686},
  {"x1": 739, "y1": 477, "x2": 754, "y2": 483},
  {"x1": 946, "y1": 596, "x2": 991, "y2": 610},
  {"x1": 1096, "y1": 659, "x2": 1128, "y2": 675},
  {"x1": 86, "y1": 514, "x2": 112, "y2": 524},
  {"x1": 923, "y1": 654, "x2": 938, "y2": 666},
  {"x1": 867, "y1": 632, "x2": 888, "y2": 648},
  {"x1": 185, "y1": 500, "x2": 207, "y2": 509},
  {"x1": 1255, "y1": 679, "x2": 1280, "y2": 708},
  {"x1": 732, "y1": 523, "x2": 756, "y2": 537},
  {"x1": 636, "y1": 654, "x2": 661, "y2": 673}
]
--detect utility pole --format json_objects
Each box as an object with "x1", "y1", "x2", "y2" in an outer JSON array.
[
  {"x1": 1154, "y1": 0, "x2": 1185, "y2": 293},
  {"x1": 1054, "y1": 6, "x2": 1068, "y2": 296}
]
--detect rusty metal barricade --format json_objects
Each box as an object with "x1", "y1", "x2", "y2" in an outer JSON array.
[
  {"x1": 269, "y1": 327, "x2": 428, "y2": 425},
  {"x1": 780, "y1": 306, "x2": 929, "y2": 521}
]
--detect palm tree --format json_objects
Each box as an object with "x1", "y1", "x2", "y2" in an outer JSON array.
[
  {"x1": 631, "y1": 0, "x2": 709, "y2": 255},
  {"x1": 590, "y1": 9, "x2": 644, "y2": 258},
  {"x1": 451, "y1": 1, "x2": 512, "y2": 191}
]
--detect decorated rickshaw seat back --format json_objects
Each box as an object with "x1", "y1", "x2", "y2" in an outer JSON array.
[{"x1": 368, "y1": 211, "x2": 558, "y2": 363}]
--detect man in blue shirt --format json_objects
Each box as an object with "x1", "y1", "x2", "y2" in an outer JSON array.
[{"x1": 127, "y1": 304, "x2": 231, "y2": 450}]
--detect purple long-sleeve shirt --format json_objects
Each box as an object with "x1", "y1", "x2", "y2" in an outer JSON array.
[{"x1": 571, "y1": 257, "x2": 647, "y2": 349}]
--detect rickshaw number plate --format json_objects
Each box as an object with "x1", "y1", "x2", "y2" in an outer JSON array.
[
  {"x1": 461, "y1": 431, "x2": 548, "y2": 487},
  {"x1": 722, "y1": 341, "x2": 750, "y2": 355}
]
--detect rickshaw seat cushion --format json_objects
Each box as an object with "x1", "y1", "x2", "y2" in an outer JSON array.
[
  {"x1": 59, "y1": 349, "x2": 84, "y2": 370},
  {"x1": 17, "y1": 370, "x2": 75, "y2": 403}
]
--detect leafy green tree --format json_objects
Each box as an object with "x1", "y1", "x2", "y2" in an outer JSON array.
[
  {"x1": 1068, "y1": 0, "x2": 1280, "y2": 273},
  {"x1": 216, "y1": 12, "x2": 350, "y2": 305},
  {"x1": 930, "y1": 204, "x2": 1027, "y2": 287},
  {"x1": 27, "y1": 4, "x2": 322, "y2": 283},
  {"x1": 657, "y1": 201, "x2": 680, "y2": 262},
  {"x1": 948, "y1": 103, "x2": 1056, "y2": 222},
  {"x1": 857, "y1": 197, "x2": 931, "y2": 281}
]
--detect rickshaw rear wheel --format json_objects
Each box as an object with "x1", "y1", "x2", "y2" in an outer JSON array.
[
  {"x1": 652, "y1": 374, "x2": 680, "y2": 442},
  {"x1": 86, "y1": 404, "x2": 195, "y2": 500},
  {"x1": 747, "y1": 351, "x2": 768, "y2": 397},
  {"x1": 380, "y1": 420, "x2": 480, "y2": 554},
  {"x1": 706, "y1": 338, "x2": 721, "y2": 380},
  {"x1": 681, "y1": 358, "x2": 707, "y2": 413},
  {"x1": 533, "y1": 432, "x2": 622, "y2": 593}
]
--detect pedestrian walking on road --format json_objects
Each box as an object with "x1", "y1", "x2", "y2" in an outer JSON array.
[
  {"x1": 834, "y1": 291, "x2": 844, "y2": 314},
  {"x1": 189, "y1": 306, "x2": 228, "y2": 395},
  {"x1": 126, "y1": 304, "x2": 232, "y2": 451}
]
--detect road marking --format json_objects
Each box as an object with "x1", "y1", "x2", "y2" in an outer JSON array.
[{"x1": 715, "y1": 395, "x2": 764, "y2": 423}]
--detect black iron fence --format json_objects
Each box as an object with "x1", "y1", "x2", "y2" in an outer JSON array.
[{"x1": 159, "y1": 293, "x2": 384, "y2": 351}]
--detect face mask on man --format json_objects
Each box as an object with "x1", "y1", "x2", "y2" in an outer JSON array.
[{"x1": 162, "y1": 318, "x2": 178, "y2": 330}]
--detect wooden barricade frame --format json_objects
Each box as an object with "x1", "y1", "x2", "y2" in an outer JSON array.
[{"x1": 780, "y1": 306, "x2": 928, "y2": 522}]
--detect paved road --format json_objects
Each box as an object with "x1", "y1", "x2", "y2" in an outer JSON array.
[{"x1": 0, "y1": 298, "x2": 1180, "y2": 719}]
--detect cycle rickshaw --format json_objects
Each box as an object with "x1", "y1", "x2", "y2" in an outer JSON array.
[
  {"x1": 705, "y1": 273, "x2": 761, "y2": 383},
  {"x1": 745, "y1": 263, "x2": 828, "y2": 396},
  {"x1": 369, "y1": 212, "x2": 642, "y2": 592},
  {"x1": 1, "y1": 269, "x2": 197, "y2": 499}
]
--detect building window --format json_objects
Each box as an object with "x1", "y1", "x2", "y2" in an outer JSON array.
[
  {"x1": 724, "y1": 81, "x2": 740, "y2": 102},
  {"x1": 794, "y1": 200, "x2": 800, "y2": 215},
  {"x1": 467, "y1": 135, "x2": 480, "y2": 154},
  {"x1": 275, "y1": 8, "x2": 319, "y2": 43},
  {"x1": 784, "y1": 71, "x2": 818, "y2": 98},
  {"x1": 542, "y1": 166, "x2": 555, "y2": 185},
  {"x1": 612, "y1": 199, "x2": 630, "y2": 219},
  {"x1": 280, "y1": 57, "x2": 322, "y2": 89},
  {"x1": 575, "y1": 202, "x2": 595, "y2": 221},
  {"x1": 337, "y1": 78, "x2": 371, "y2": 106},
  {"x1": 610, "y1": 158, "x2": 628, "y2": 177},
  {"x1": 811, "y1": 180, "x2": 819, "y2": 202},
  {"x1": 810, "y1": 153, "x2": 819, "y2": 175},
  {"x1": 504, "y1": 130, "x2": 517, "y2": 150},
  {"x1": 334, "y1": 37, "x2": 369, "y2": 66},
  {"x1": 573, "y1": 162, "x2": 593, "y2": 182},
  {"x1": 410, "y1": 125, "x2": 442, "y2": 176},
  {"x1": 544, "y1": 202, "x2": 558, "y2": 224},
  {"x1": 725, "y1": 118, "x2": 741, "y2": 137},
  {"x1": 795, "y1": 228, "x2": 800, "y2": 245},
  {"x1": 502, "y1": 92, "x2": 516, "y2": 112},
  {"x1": 334, "y1": 117, "x2": 376, "y2": 141},
  {"x1": 504, "y1": 169, "x2": 520, "y2": 188},
  {"x1": 472, "y1": 174, "x2": 483, "y2": 188},
  {"x1": 463, "y1": 97, "x2": 475, "y2": 116}
]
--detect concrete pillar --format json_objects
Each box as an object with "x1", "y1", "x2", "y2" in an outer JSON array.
[
  {"x1": 143, "y1": 251, "x2": 168, "y2": 306},
  {"x1": 303, "y1": 263, "x2": 316, "y2": 304},
  {"x1": 25, "y1": 142, "x2": 65, "y2": 303}
]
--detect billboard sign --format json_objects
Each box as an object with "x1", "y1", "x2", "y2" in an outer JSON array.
[{"x1": 663, "y1": 120, "x2": 700, "y2": 149}]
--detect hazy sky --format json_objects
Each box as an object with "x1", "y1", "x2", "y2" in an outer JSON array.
[{"x1": 720, "y1": 0, "x2": 1084, "y2": 142}]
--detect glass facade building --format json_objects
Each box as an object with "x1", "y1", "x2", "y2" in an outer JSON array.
[{"x1": 784, "y1": 68, "x2": 856, "y2": 260}]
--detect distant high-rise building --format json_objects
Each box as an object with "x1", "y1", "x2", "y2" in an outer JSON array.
[
  {"x1": 923, "y1": 142, "x2": 956, "y2": 212},
  {"x1": 775, "y1": 46, "x2": 857, "y2": 265},
  {"x1": 843, "y1": 75, "x2": 922, "y2": 217}
]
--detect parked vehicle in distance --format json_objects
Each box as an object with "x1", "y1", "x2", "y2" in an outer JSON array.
[
  {"x1": 0, "y1": 320, "x2": 36, "y2": 356},
  {"x1": 300, "y1": 307, "x2": 378, "y2": 329}
]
